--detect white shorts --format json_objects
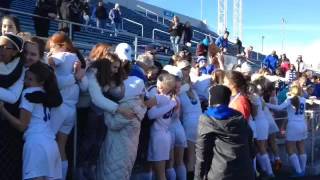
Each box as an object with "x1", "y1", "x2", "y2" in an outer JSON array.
[
  {"x1": 148, "y1": 130, "x2": 171, "y2": 162},
  {"x1": 169, "y1": 119, "x2": 187, "y2": 148},
  {"x1": 265, "y1": 108, "x2": 279, "y2": 134},
  {"x1": 286, "y1": 122, "x2": 307, "y2": 141},
  {"x1": 49, "y1": 105, "x2": 67, "y2": 135},
  {"x1": 58, "y1": 104, "x2": 77, "y2": 135},
  {"x1": 23, "y1": 135, "x2": 62, "y2": 180},
  {"x1": 255, "y1": 117, "x2": 269, "y2": 141},
  {"x1": 248, "y1": 117, "x2": 257, "y2": 139},
  {"x1": 182, "y1": 118, "x2": 199, "y2": 143}
]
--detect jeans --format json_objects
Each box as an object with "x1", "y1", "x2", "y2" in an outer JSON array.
[
  {"x1": 96, "y1": 19, "x2": 106, "y2": 30},
  {"x1": 83, "y1": 14, "x2": 90, "y2": 26},
  {"x1": 170, "y1": 36, "x2": 181, "y2": 53},
  {"x1": 112, "y1": 22, "x2": 121, "y2": 36}
]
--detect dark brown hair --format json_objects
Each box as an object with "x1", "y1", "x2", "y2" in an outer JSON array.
[
  {"x1": 25, "y1": 36, "x2": 46, "y2": 58},
  {"x1": 91, "y1": 53, "x2": 124, "y2": 87},
  {"x1": 211, "y1": 69, "x2": 225, "y2": 85},
  {"x1": 28, "y1": 62, "x2": 60, "y2": 102},
  {"x1": 2, "y1": 15, "x2": 21, "y2": 33},
  {"x1": 225, "y1": 70, "x2": 248, "y2": 95}
]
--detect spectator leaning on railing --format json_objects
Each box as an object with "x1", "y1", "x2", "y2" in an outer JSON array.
[
  {"x1": 109, "y1": 3, "x2": 122, "y2": 37},
  {"x1": 82, "y1": 0, "x2": 91, "y2": 27},
  {"x1": 263, "y1": 50, "x2": 279, "y2": 74},
  {"x1": 33, "y1": 0, "x2": 56, "y2": 37},
  {"x1": 168, "y1": 16, "x2": 183, "y2": 54},
  {"x1": 92, "y1": 1, "x2": 107, "y2": 34},
  {"x1": 215, "y1": 30, "x2": 229, "y2": 53}
]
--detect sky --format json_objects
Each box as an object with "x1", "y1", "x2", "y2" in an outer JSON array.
[{"x1": 140, "y1": 0, "x2": 320, "y2": 67}]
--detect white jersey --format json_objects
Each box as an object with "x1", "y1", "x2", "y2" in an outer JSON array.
[
  {"x1": 249, "y1": 95, "x2": 269, "y2": 140},
  {"x1": 267, "y1": 97, "x2": 306, "y2": 123},
  {"x1": 250, "y1": 95, "x2": 266, "y2": 121},
  {"x1": 179, "y1": 88, "x2": 202, "y2": 142},
  {"x1": 50, "y1": 52, "x2": 79, "y2": 106},
  {"x1": 20, "y1": 87, "x2": 55, "y2": 140},
  {"x1": 179, "y1": 88, "x2": 202, "y2": 122},
  {"x1": 148, "y1": 94, "x2": 176, "y2": 131},
  {"x1": 124, "y1": 76, "x2": 145, "y2": 98},
  {"x1": 190, "y1": 74, "x2": 211, "y2": 101},
  {"x1": 20, "y1": 87, "x2": 62, "y2": 179}
]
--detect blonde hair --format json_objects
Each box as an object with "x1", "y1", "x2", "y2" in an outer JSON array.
[
  {"x1": 289, "y1": 85, "x2": 302, "y2": 111},
  {"x1": 157, "y1": 73, "x2": 176, "y2": 94},
  {"x1": 137, "y1": 54, "x2": 154, "y2": 68}
]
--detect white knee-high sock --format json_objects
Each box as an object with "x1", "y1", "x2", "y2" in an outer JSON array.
[
  {"x1": 261, "y1": 154, "x2": 274, "y2": 176},
  {"x1": 299, "y1": 154, "x2": 307, "y2": 172},
  {"x1": 269, "y1": 153, "x2": 275, "y2": 163},
  {"x1": 140, "y1": 172, "x2": 153, "y2": 180},
  {"x1": 175, "y1": 165, "x2": 187, "y2": 180},
  {"x1": 62, "y1": 160, "x2": 68, "y2": 180},
  {"x1": 166, "y1": 168, "x2": 176, "y2": 180},
  {"x1": 253, "y1": 157, "x2": 257, "y2": 172},
  {"x1": 257, "y1": 153, "x2": 266, "y2": 172},
  {"x1": 289, "y1": 154, "x2": 302, "y2": 174}
]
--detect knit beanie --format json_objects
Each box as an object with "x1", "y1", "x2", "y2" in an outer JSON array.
[
  {"x1": 209, "y1": 85, "x2": 231, "y2": 106},
  {"x1": 1, "y1": 33, "x2": 24, "y2": 52}
]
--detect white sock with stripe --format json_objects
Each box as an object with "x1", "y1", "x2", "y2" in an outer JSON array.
[
  {"x1": 289, "y1": 154, "x2": 302, "y2": 174},
  {"x1": 299, "y1": 154, "x2": 307, "y2": 172}
]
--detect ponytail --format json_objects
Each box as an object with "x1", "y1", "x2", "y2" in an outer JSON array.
[
  {"x1": 289, "y1": 85, "x2": 301, "y2": 111},
  {"x1": 28, "y1": 62, "x2": 62, "y2": 107}
]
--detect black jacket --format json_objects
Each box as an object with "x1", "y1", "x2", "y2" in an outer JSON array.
[
  {"x1": 169, "y1": 22, "x2": 183, "y2": 37},
  {"x1": 82, "y1": 2, "x2": 90, "y2": 15},
  {"x1": 95, "y1": 6, "x2": 107, "y2": 19},
  {"x1": 183, "y1": 26, "x2": 193, "y2": 43},
  {"x1": 35, "y1": 0, "x2": 56, "y2": 16},
  {"x1": 195, "y1": 106, "x2": 254, "y2": 180}
]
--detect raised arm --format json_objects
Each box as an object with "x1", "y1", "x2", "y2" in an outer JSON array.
[
  {"x1": 0, "y1": 72, "x2": 24, "y2": 104},
  {"x1": 267, "y1": 98, "x2": 290, "y2": 111},
  {"x1": 88, "y1": 72, "x2": 119, "y2": 113},
  {"x1": 148, "y1": 98, "x2": 176, "y2": 120}
]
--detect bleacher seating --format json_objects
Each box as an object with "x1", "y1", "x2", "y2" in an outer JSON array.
[{"x1": 8, "y1": 0, "x2": 264, "y2": 65}]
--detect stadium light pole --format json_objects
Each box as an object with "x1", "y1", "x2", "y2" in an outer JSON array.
[
  {"x1": 261, "y1": 35, "x2": 265, "y2": 52},
  {"x1": 200, "y1": 0, "x2": 203, "y2": 21},
  {"x1": 281, "y1": 18, "x2": 286, "y2": 53}
]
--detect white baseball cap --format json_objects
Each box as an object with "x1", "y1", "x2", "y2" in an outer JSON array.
[
  {"x1": 163, "y1": 65, "x2": 183, "y2": 79},
  {"x1": 115, "y1": 43, "x2": 132, "y2": 62}
]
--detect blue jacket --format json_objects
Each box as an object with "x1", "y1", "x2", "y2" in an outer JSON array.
[
  {"x1": 312, "y1": 84, "x2": 320, "y2": 98},
  {"x1": 215, "y1": 36, "x2": 228, "y2": 49},
  {"x1": 129, "y1": 64, "x2": 148, "y2": 84},
  {"x1": 263, "y1": 55, "x2": 278, "y2": 73}
]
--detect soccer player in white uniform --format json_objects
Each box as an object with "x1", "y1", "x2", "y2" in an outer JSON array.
[
  {"x1": 163, "y1": 65, "x2": 188, "y2": 180},
  {"x1": 250, "y1": 80, "x2": 274, "y2": 178},
  {"x1": 177, "y1": 60, "x2": 202, "y2": 179},
  {"x1": 267, "y1": 85, "x2": 308, "y2": 177},
  {"x1": 0, "y1": 62, "x2": 62, "y2": 180},
  {"x1": 147, "y1": 73, "x2": 177, "y2": 180},
  {"x1": 47, "y1": 32, "x2": 80, "y2": 179}
]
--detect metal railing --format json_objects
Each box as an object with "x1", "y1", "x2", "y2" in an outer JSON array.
[
  {"x1": 192, "y1": 29, "x2": 210, "y2": 40},
  {"x1": 0, "y1": 7, "x2": 144, "y2": 39},
  {"x1": 152, "y1": 28, "x2": 170, "y2": 42},
  {"x1": 122, "y1": 17, "x2": 144, "y2": 37},
  {"x1": 137, "y1": 4, "x2": 161, "y2": 24}
]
